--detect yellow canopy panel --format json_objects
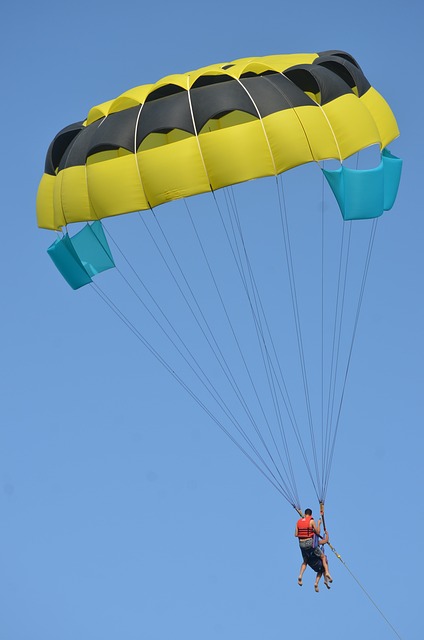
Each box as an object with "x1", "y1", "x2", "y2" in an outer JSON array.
[{"x1": 36, "y1": 50, "x2": 400, "y2": 230}]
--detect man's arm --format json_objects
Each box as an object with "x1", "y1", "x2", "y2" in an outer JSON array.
[
  {"x1": 311, "y1": 518, "x2": 322, "y2": 535},
  {"x1": 321, "y1": 531, "x2": 329, "y2": 545}
]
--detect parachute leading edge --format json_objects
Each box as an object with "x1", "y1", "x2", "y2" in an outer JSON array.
[{"x1": 47, "y1": 221, "x2": 115, "y2": 289}]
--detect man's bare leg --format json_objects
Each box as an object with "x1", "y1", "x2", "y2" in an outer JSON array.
[
  {"x1": 322, "y1": 555, "x2": 332, "y2": 582},
  {"x1": 298, "y1": 562, "x2": 307, "y2": 586},
  {"x1": 314, "y1": 572, "x2": 322, "y2": 592}
]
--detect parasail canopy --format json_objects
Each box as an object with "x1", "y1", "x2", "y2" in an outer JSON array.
[
  {"x1": 37, "y1": 51, "x2": 402, "y2": 511},
  {"x1": 37, "y1": 50, "x2": 400, "y2": 231}
]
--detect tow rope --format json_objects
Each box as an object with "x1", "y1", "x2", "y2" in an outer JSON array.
[{"x1": 293, "y1": 503, "x2": 403, "y2": 639}]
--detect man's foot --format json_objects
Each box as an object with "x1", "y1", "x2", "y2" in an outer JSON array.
[
  {"x1": 325, "y1": 573, "x2": 333, "y2": 583},
  {"x1": 324, "y1": 577, "x2": 331, "y2": 590},
  {"x1": 314, "y1": 584, "x2": 319, "y2": 592},
  {"x1": 298, "y1": 577, "x2": 303, "y2": 586}
]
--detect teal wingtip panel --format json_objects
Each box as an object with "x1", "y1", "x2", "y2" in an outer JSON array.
[
  {"x1": 47, "y1": 222, "x2": 115, "y2": 289},
  {"x1": 323, "y1": 149, "x2": 402, "y2": 221},
  {"x1": 382, "y1": 148, "x2": 403, "y2": 210},
  {"x1": 47, "y1": 234, "x2": 93, "y2": 290},
  {"x1": 70, "y1": 221, "x2": 115, "y2": 277},
  {"x1": 323, "y1": 162, "x2": 384, "y2": 220}
]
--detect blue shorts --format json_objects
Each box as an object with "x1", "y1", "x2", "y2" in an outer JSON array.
[{"x1": 301, "y1": 547, "x2": 325, "y2": 574}]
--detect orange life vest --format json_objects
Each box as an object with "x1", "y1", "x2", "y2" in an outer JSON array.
[{"x1": 297, "y1": 515, "x2": 315, "y2": 539}]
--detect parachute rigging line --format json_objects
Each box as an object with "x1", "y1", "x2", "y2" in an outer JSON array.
[
  {"x1": 321, "y1": 218, "x2": 353, "y2": 499},
  {"x1": 224, "y1": 183, "x2": 320, "y2": 493},
  {"x1": 220, "y1": 186, "x2": 306, "y2": 500},
  {"x1": 100, "y1": 209, "x2": 303, "y2": 506},
  {"x1": 145, "y1": 201, "x2": 300, "y2": 502},
  {"x1": 215, "y1": 189, "x2": 302, "y2": 499},
  {"x1": 277, "y1": 174, "x2": 321, "y2": 496},
  {"x1": 103, "y1": 223, "x2": 290, "y2": 487},
  {"x1": 94, "y1": 164, "x2": 381, "y2": 511},
  {"x1": 90, "y1": 279, "x2": 297, "y2": 503},
  {"x1": 320, "y1": 175, "x2": 326, "y2": 485},
  {"x1": 142, "y1": 207, "x2": 273, "y2": 455},
  {"x1": 321, "y1": 216, "x2": 379, "y2": 499},
  {"x1": 152, "y1": 202, "x2": 280, "y2": 465}
]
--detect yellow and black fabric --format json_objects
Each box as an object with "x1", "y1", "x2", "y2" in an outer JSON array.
[{"x1": 36, "y1": 50, "x2": 399, "y2": 231}]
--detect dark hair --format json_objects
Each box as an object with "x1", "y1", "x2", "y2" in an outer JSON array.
[{"x1": 305, "y1": 508, "x2": 312, "y2": 516}]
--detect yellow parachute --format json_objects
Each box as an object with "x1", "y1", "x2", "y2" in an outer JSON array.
[
  {"x1": 36, "y1": 51, "x2": 402, "y2": 510},
  {"x1": 37, "y1": 50, "x2": 399, "y2": 231}
]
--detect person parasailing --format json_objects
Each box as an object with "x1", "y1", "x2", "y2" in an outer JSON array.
[
  {"x1": 305, "y1": 530, "x2": 331, "y2": 592},
  {"x1": 295, "y1": 508, "x2": 332, "y2": 588}
]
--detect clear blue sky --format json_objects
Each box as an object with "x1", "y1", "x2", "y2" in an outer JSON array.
[{"x1": 1, "y1": 1, "x2": 422, "y2": 639}]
